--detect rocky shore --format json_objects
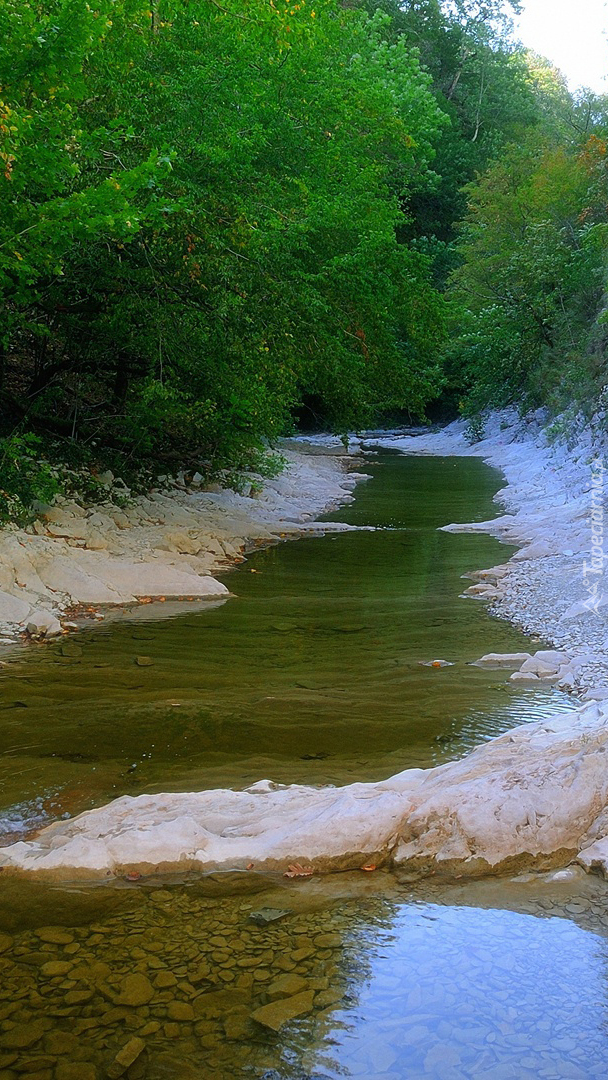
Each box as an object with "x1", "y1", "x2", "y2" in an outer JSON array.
[
  {"x1": 4, "y1": 409, "x2": 608, "y2": 883},
  {"x1": 372, "y1": 410, "x2": 608, "y2": 698}
]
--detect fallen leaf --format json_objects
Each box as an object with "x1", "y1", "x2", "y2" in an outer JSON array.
[
  {"x1": 283, "y1": 863, "x2": 314, "y2": 878},
  {"x1": 246, "y1": 862, "x2": 254, "y2": 870},
  {"x1": 125, "y1": 871, "x2": 141, "y2": 881},
  {"x1": 360, "y1": 864, "x2": 377, "y2": 872}
]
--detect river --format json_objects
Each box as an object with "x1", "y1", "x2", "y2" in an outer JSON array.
[{"x1": 0, "y1": 449, "x2": 605, "y2": 1079}]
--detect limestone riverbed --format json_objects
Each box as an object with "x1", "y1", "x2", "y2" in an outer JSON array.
[{"x1": 2, "y1": 420, "x2": 608, "y2": 1078}]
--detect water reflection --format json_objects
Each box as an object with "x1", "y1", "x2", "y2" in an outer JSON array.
[
  {"x1": 307, "y1": 903, "x2": 608, "y2": 1079},
  {"x1": 0, "y1": 874, "x2": 607, "y2": 1079}
]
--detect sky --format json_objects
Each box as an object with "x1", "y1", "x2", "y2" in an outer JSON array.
[{"x1": 513, "y1": 0, "x2": 608, "y2": 94}]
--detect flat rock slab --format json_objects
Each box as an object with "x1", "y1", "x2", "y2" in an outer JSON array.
[
  {"x1": 251, "y1": 989, "x2": 315, "y2": 1031},
  {"x1": 3, "y1": 702, "x2": 608, "y2": 881},
  {"x1": 471, "y1": 653, "x2": 532, "y2": 669}
]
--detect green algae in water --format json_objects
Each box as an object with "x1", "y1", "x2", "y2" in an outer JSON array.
[{"x1": 0, "y1": 453, "x2": 574, "y2": 838}]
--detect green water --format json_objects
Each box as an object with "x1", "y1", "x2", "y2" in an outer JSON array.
[
  {"x1": 1, "y1": 449, "x2": 600, "y2": 1080},
  {"x1": 0, "y1": 453, "x2": 570, "y2": 842}
]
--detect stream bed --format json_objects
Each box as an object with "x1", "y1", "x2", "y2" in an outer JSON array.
[{"x1": 0, "y1": 450, "x2": 604, "y2": 1080}]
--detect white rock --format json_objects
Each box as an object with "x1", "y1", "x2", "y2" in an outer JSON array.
[
  {"x1": 471, "y1": 652, "x2": 532, "y2": 669},
  {"x1": 520, "y1": 657, "x2": 560, "y2": 676},
  {"x1": 26, "y1": 611, "x2": 62, "y2": 638},
  {"x1": 533, "y1": 649, "x2": 570, "y2": 668},
  {"x1": 2, "y1": 701, "x2": 608, "y2": 881},
  {"x1": 0, "y1": 591, "x2": 31, "y2": 625}
]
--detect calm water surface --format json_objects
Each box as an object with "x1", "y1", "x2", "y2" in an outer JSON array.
[
  {"x1": 0, "y1": 453, "x2": 571, "y2": 839},
  {"x1": 0, "y1": 450, "x2": 603, "y2": 1080}
]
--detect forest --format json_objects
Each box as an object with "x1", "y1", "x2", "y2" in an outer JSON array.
[{"x1": 1, "y1": 0, "x2": 607, "y2": 519}]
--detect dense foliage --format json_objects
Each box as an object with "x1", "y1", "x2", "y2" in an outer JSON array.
[
  {"x1": 447, "y1": 116, "x2": 608, "y2": 420},
  {"x1": 1, "y1": 0, "x2": 607, "y2": 516},
  {"x1": 0, "y1": 0, "x2": 449, "y2": 509}
]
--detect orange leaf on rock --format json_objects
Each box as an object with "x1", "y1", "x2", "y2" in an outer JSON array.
[{"x1": 283, "y1": 863, "x2": 314, "y2": 878}]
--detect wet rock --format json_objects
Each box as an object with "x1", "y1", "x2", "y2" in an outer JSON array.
[
  {"x1": 314, "y1": 933, "x2": 341, "y2": 948},
  {"x1": 15, "y1": 1057, "x2": 57, "y2": 1073},
  {"x1": 153, "y1": 972, "x2": 177, "y2": 989},
  {"x1": 40, "y1": 960, "x2": 72, "y2": 977},
  {"x1": 36, "y1": 927, "x2": 73, "y2": 945},
  {"x1": 138, "y1": 1022, "x2": 161, "y2": 1036},
  {"x1": 107, "y1": 1037, "x2": 145, "y2": 1079},
  {"x1": 116, "y1": 973, "x2": 154, "y2": 1006},
  {"x1": 55, "y1": 1067, "x2": 97, "y2": 1080},
  {"x1": 0, "y1": 1020, "x2": 47, "y2": 1050},
  {"x1": 167, "y1": 1002, "x2": 194, "y2": 1021},
  {"x1": 44, "y1": 1032, "x2": 78, "y2": 1056},
  {"x1": 135, "y1": 656, "x2": 154, "y2": 667},
  {"x1": 64, "y1": 989, "x2": 94, "y2": 1005},
  {"x1": 251, "y1": 990, "x2": 315, "y2": 1032},
  {"x1": 267, "y1": 973, "x2": 309, "y2": 1000},
  {"x1": 193, "y1": 989, "x2": 248, "y2": 1019},
  {"x1": 223, "y1": 1006, "x2": 254, "y2": 1040},
  {"x1": 0, "y1": 933, "x2": 12, "y2": 954},
  {"x1": 60, "y1": 644, "x2": 82, "y2": 659},
  {"x1": 248, "y1": 908, "x2": 289, "y2": 926}
]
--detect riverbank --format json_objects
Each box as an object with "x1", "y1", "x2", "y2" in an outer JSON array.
[
  {"x1": 368, "y1": 409, "x2": 608, "y2": 698},
  {"x1": 0, "y1": 443, "x2": 370, "y2": 644},
  {"x1": 4, "y1": 409, "x2": 608, "y2": 883}
]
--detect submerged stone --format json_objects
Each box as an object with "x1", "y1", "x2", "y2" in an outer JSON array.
[
  {"x1": 0, "y1": 1019, "x2": 46, "y2": 1050},
  {"x1": 248, "y1": 908, "x2": 289, "y2": 926},
  {"x1": 267, "y1": 973, "x2": 309, "y2": 1000},
  {"x1": 107, "y1": 1036, "x2": 146, "y2": 1079},
  {"x1": 116, "y1": 973, "x2": 154, "y2": 1006},
  {"x1": 36, "y1": 927, "x2": 74, "y2": 945},
  {"x1": 251, "y1": 989, "x2": 315, "y2": 1031}
]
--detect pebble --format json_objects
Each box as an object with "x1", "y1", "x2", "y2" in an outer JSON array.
[
  {"x1": 267, "y1": 973, "x2": 309, "y2": 999},
  {"x1": 115, "y1": 974, "x2": 154, "y2": 1006},
  {"x1": 40, "y1": 961, "x2": 72, "y2": 977},
  {"x1": 167, "y1": 1002, "x2": 194, "y2": 1021},
  {"x1": 107, "y1": 1036, "x2": 146, "y2": 1079},
  {"x1": 36, "y1": 928, "x2": 74, "y2": 945}
]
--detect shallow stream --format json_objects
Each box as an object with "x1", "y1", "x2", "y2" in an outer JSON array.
[{"x1": 0, "y1": 450, "x2": 604, "y2": 1080}]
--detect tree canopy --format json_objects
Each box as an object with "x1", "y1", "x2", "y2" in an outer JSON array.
[{"x1": 1, "y1": 0, "x2": 607, "y2": 515}]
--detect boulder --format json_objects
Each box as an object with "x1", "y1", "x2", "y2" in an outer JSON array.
[
  {"x1": 26, "y1": 610, "x2": 62, "y2": 639},
  {"x1": 115, "y1": 974, "x2": 154, "y2": 1006}
]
